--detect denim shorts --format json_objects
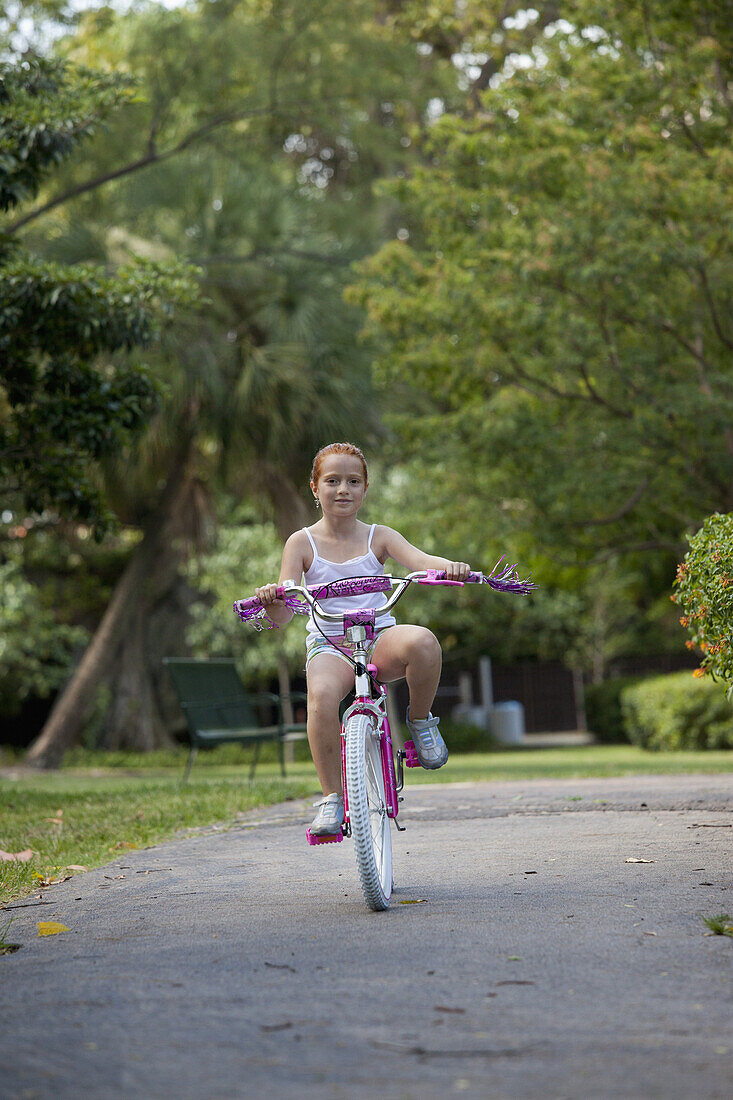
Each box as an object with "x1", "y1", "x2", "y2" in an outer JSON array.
[{"x1": 305, "y1": 627, "x2": 391, "y2": 672}]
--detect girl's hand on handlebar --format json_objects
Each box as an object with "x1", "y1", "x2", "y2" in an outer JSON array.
[
  {"x1": 255, "y1": 583, "x2": 283, "y2": 607},
  {"x1": 445, "y1": 561, "x2": 472, "y2": 581}
]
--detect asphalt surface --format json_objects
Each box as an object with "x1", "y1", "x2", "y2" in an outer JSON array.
[{"x1": 2, "y1": 773, "x2": 732, "y2": 1100}]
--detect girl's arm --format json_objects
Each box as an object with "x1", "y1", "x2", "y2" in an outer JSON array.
[
  {"x1": 254, "y1": 531, "x2": 309, "y2": 625},
  {"x1": 377, "y1": 526, "x2": 471, "y2": 581}
]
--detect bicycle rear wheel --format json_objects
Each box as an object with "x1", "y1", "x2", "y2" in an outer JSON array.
[{"x1": 345, "y1": 712, "x2": 393, "y2": 910}]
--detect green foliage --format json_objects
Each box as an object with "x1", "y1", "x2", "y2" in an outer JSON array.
[
  {"x1": 0, "y1": 556, "x2": 88, "y2": 716},
  {"x1": 1, "y1": 55, "x2": 199, "y2": 531},
  {"x1": 584, "y1": 675, "x2": 646, "y2": 744},
  {"x1": 621, "y1": 671, "x2": 733, "y2": 751},
  {"x1": 350, "y1": 2, "x2": 733, "y2": 561},
  {"x1": 186, "y1": 516, "x2": 305, "y2": 681},
  {"x1": 0, "y1": 55, "x2": 136, "y2": 212},
  {"x1": 673, "y1": 513, "x2": 733, "y2": 695}
]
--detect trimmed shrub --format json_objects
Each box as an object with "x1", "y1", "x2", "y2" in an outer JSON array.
[
  {"x1": 584, "y1": 676, "x2": 646, "y2": 743},
  {"x1": 621, "y1": 671, "x2": 733, "y2": 751}
]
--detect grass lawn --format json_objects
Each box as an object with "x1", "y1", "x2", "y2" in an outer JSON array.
[{"x1": 1, "y1": 740, "x2": 731, "y2": 907}]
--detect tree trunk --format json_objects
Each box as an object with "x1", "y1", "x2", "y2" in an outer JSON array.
[
  {"x1": 260, "y1": 465, "x2": 312, "y2": 543},
  {"x1": 25, "y1": 434, "x2": 204, "y2": 767}
]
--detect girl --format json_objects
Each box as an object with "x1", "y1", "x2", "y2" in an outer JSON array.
[{"x1": 255, "y1": 442, "x2": 471, "y2": 836}]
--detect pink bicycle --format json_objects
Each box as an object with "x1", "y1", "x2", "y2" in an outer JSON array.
[{"x1": 234, "y1": 562, "x2": 534, "y2": 911}]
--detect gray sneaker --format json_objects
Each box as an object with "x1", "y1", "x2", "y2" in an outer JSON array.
[
  {"x1": 406, "y1": 709, "x2": 448, "y2": 769},
  {"x1": 309, "y1": 793, "x2": 344, "y2": 836}
]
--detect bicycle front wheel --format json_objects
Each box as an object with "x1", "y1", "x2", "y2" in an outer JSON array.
[{"x1": 345, "y1": 712, "x2": 393, "y2": 911}]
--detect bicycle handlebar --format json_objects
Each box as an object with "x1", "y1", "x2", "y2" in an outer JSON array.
[{"x1": 233, "y1": 559, "x2": 536, "y2": 629}]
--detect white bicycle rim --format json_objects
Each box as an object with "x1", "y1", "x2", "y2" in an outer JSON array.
[{"x1": 345, "y1": 712, "x2": 393, "y2": 911}]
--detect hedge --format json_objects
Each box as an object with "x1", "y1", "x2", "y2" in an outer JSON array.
[
  {"x1": 584, "y1": 676, "x2": 645, "y2": 743},
  {"x1": 621, "y1": 671, "x2": 733, "y2": 751}
]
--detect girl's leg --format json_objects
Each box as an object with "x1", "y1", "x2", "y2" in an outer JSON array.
[
  {"x1": 371, "y1": 625, "x2": 442, "y2": 719},
  {"x1": 306, "y1": 653, "x2": 355, "y2": 795}
]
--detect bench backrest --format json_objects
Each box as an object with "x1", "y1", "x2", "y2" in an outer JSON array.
[{"x1": 163, "y1": 658, "x2": 260, "y2": 730}]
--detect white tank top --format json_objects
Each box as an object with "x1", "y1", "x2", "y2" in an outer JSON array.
[{"x1": 302, "y1": 523, "x2": 396, "y2": 641}]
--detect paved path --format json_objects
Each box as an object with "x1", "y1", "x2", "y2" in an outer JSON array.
[{"x1": 2, "y1": 774, "x2": 732, "y2": 1100}]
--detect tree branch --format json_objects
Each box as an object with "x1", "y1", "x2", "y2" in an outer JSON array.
[
  {"x1": 567, "y1": 478, "x2": 650, "y2": 527},
  {"x1": 6, "y1": 96, "x2": 344, "y2": 234},
  {"x1": 696, "y1": 263, "x2": 733, "y2": 351},
  {"x1": 678, "y1": 116, "x2": 708, "y2": 157},
  {"x1": 496, "y1": 343, "x2": 592, "y2": 403},
  {"x1": 194, "y1": 246, "x2": 354, "y2": 267}
]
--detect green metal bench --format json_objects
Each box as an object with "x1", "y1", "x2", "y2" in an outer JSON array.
[{"x1": 163, "y1": 658, "x2": 307, "y2": 781}]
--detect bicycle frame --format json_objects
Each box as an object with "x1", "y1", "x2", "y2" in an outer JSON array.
[{"x1": 338, "y1": 623, "x2": 402, "y2": 834}]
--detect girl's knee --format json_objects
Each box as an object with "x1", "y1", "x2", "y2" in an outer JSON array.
[
  {"x1": 407, "y1": 627, "x2": 441, "y2": 664},
  {"x1": 307, "y1": 683, "x2": 338, "y2": 712}
]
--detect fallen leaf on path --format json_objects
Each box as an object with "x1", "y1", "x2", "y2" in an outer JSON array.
[
  {"x1": 32, "y1": 873, "x2": 71, "y2": 887},
  {"x1": 399, "y1": 898, "x2": 428, "y2": 905},
  {"x1": 643, "y1": 931, "x2": 658, "y2": 936},
  {"x1": 66, "y1": 865, "x2": 88, "y2": 872},
  {"x1": 0, "y1": 849, "x2": 33, "y2": 862},
  {"x1": 264, "y1": 961, "x2": 297, "y2": 972},
  {"x1": 496, "y1": 980, "x2": 535, "y2": 986},
  {"x1": 507, "y1": 956, "x2": 523, "y2": 961},
  {"x1": 37, "y1": 922, "x2": 70, "y2": 937},
  {"x1": 259, "y1": 1022, "x2": 293, "y2": 1032},
  {"x1": 434, "y1": 1005, "x2": 466, "y2": 1014},
  {"x1": 625, "y1": 858, "x2": 655, "y2": 863}
]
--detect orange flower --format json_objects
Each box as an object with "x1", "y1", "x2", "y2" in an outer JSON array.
[{"x1": 692, "y1": 668, "x2": 706, "y2": 679}]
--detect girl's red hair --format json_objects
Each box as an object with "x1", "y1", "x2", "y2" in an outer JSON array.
[{"x1": 311, "y1": 442, "x2": 368, "y2": 485}]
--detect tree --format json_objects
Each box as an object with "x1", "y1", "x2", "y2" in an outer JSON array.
[
  {"x1": 21, "y1": 0, "x2": 459, "y2": 763},
  {"x1": 350, "y1": 1, "x2": 733, "y2": 564},
  {"x1": 0, "y1": 56, "x2": 197, "y2": 532}
]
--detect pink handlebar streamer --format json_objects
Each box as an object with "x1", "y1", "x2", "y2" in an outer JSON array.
[
  {"x1": 233, "y1": 591, "x2": 308, "y2": 630},
  {"x1": 422, "y1": 560, "x2": 536, "y2": 595}
]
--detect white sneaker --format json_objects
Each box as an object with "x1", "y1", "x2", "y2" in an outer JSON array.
[
  {"x1": 309, "y1": 793, "x2": 344, "y2": 836},
  {"x1": 406, "y1": 709, "x2": 448, "y2": 769}
]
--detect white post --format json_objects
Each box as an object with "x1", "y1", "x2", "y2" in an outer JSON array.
[
  {"x1": 479, "y1": 656, "x2": 493, "y2": 711},
  {"x1": 458, "y1": 671, "x2": 473, "y2": 707}
]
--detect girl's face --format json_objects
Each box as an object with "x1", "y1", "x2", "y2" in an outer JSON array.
[{"x1": 311, "y1": 454, "x2": 368, "y2": 517}]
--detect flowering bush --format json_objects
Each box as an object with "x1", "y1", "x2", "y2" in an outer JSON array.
[{"x1": 672, "y1": 513, "x2": 733, "y2": 698}]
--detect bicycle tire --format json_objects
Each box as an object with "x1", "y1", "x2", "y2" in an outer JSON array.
[{"x1": 345, "y1": 711, "x2": 393, "y2": 910}]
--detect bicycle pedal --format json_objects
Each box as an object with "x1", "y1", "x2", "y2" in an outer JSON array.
[
  {"x1": 403, "y1": 739, "x2": 421, "y2": 768},
  {"x1": 306, "y1": 828, "x2": 344, "y2": 845}
]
